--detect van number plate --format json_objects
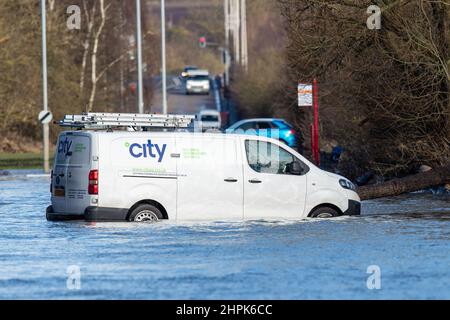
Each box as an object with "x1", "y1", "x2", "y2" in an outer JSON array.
[{"x1": 54, "y1": 189, "x2": 65, "y2": 197}]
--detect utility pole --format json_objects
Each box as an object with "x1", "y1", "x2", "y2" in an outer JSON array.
[
  {"x1": 240, "y1": 0, "x2": 248, "y2": 71},
  {"x1": 40, "y1": 0, "x2": 50, "y2": 173},
  {"x1": 223, "y1": 0, "x2": 231, "y2": 87},
  {"x1": 161, "y1": 0, "x2": 168, "y2": 115},
  {"x1": 231, "y1": 0, "x2": 240, "y2": 64},
  {"x1": 119, "y1": 1, "x2": 125, "y2": 112},
  {"x1": 224, "y1": 0, "x2": 230, "y2": 48},
  {"x1": 136, "y1": 0, "x2": 144, "y2": 113}
]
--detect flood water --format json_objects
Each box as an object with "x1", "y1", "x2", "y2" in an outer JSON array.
[{"x1": 0, "y1": 171, "x2": 449, "y2": 299}]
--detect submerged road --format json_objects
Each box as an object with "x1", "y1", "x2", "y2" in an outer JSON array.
[{"x1": 0, "y1": 175, "x2": 449, "y2": 299}]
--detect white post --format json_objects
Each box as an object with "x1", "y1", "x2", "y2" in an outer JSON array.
[
  {"x1": 241, "y1": 0, "x2": 248, "y2": 71},
  {"x1": 136, "y1": 0, "x2": 144, "y2": 113},
  {"x1": 224, "y1": 0, "x2": 229, "y2": 48},
  {"x1": 40, "y1": 0, "x2": 50, "y2": 173},
  {"x1": 223, "y1": 0, "x2": 231, "y2": 87},
  {"x1": 234, "y1": 0, "x2": 240, "y2": 64},
  {"x1": 161, "y1": 0, "x2": 168, "y2": 115}
]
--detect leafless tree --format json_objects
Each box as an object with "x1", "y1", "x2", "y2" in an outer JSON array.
[
  {"x1": 278, "y1": 0, "x2": 449, "y2": 177},
  {"x1": 80, "y1": 0, "x2": 96, "y2": 95},
  {"x1": 87, "y1": 0, "x2": 107, "y2": 112}
]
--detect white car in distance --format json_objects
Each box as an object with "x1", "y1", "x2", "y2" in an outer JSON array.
[
  {"x1": 196, "y1": 110, "x2": 221, "y2": 132},
  {"x1": 185, "y1": 70, "x2": 210, "y2": 95}
]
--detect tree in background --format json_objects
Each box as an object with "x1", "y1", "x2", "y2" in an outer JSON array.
[
  {"x1": 278, "y1": 0, "x2": 449, "y2": 178},
  {"x1": 65, "y1": 0, "x2": 158, "y2": 114},
  {"x1": 230, "y1": 0, "x2": 286, "y2": 119},
  {"x1": 0, "y1": 1, "x2": 82, "y2": 151},
  {"x1": 0, "y1": 0, "x2": 158, "y2": 152},
  {"x1": 145, "y1": 0, "x2": 225, "y2": 75}
]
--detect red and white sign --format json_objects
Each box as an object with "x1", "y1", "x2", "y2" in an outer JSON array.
[{"x1": 298, "y1": 83, "x2": 313, "y2": 106}]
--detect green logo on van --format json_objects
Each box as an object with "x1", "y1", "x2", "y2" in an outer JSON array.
[
  {"x1": 125, "y1": 142, "x2": 130, "y2": 148},
  {"x1": 183, "y1": 148, "x2": 207, "y2": 159},
  {"x1": 74, "y1": 143, "x2": 86, "y2": 153}
]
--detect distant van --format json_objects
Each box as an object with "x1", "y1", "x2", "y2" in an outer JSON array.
[
  {"x1": 197, "y1": 110, "x2": 221, "y2": 132},
  {"x1": 47, "y1": 131, "x2": 360, "y2": 222}
]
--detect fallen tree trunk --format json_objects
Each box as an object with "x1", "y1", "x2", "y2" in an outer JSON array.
[{"x1": 357, "y1": 163, "x2": 450, "y2": 201}]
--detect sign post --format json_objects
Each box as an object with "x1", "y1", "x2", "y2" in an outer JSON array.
[
  {"x1": 298, "y1": 81, "x2": 320, "y2": 166},
  {"x1": 313, "y1": 79, "x2": 320, "y2": 167}
]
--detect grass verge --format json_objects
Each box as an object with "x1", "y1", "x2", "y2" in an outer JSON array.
[{"x1": 0, "y1": 152, "x2": 52, "y2": 170}]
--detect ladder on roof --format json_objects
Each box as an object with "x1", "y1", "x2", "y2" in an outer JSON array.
[{"x1": 58, "y1": 113, "x2": 195, "y2": 130}]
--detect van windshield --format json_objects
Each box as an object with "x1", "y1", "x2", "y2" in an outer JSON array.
[
  {"x1": 188, "y1": 75, "x2": 209, "y2": 81},
  {"x1": 55, "y1": 135, "x2": 90, "y2": 166},
  {"x1": 201, "y1": 115, "x2": 219, "y2": 122}
]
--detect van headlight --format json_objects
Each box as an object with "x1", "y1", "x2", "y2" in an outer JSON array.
[{"x1": 339, "y1": 179, "x2": 356, "y2": 191}]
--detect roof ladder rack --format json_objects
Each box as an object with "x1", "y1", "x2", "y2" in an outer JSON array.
[{"x1": 58, "y1": 113, "x2": 195, "y2": 130}]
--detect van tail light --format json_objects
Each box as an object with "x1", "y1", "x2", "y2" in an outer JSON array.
[
  {"x1": 50, "y1": 170, "x2": 53, "y2": 193},
  {"x1": 88, "y1": 170, "x2": 98, "y2": 195}
]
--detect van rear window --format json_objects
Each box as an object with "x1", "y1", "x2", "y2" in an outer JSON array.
[{"x1": 55, "y1": 135, "x2": 90, "y2": 166}]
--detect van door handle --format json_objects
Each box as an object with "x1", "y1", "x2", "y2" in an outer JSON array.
[
  {"x1": 249, "y1": 179, "x2": 262, "y2": 184},
  {"x1": 224, "y1": 178, "x2": 238, "y2": 183}
]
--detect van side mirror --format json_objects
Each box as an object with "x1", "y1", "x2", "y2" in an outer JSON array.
[{"x1": 287, "y1": 161, "x2": 304, "y2": 175}]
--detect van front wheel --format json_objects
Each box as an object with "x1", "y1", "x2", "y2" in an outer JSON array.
[
  {"x1": 128, "y1": 204, "x2": 163, "y2": 222},
  {"x1": 309, "y1": 206, "x2": 340, "y2": 218}
]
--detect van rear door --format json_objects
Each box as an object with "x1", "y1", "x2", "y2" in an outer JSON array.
[
  {"x1": 52, "y1": 134, "x2": 68, "y2": 213},
  {"x1": 52, "y1": 133, "x2": 92, "y2": 214}
]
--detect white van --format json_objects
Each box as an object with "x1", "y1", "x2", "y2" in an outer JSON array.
[
  {"x1": 197, "y1": 110, "x2": 221, "y2": 132},
  {"x1": 47, "y1": 121, "x2": 360, "y2": 222}
]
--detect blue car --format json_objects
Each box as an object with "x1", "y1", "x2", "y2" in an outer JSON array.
[{"x1": 226, "y1": 118, "x2": 302, "y2": 150}]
